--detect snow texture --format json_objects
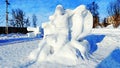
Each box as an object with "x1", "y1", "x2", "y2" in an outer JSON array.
[{"x1": 0, "y1": 33, "x2": 42, "y2": 46}]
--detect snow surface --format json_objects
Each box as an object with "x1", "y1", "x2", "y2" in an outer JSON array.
[
  {"x1": 0, "y1": 33, "x2": 28, "y2": 40},
  {"x1": 0, "y1": 33, "x2": 120, "y2": 68},
  {"x1": 0, "y1": 33, "x2": 42, "y2": 46}
]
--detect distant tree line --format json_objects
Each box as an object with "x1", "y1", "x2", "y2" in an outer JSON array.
[
  {"x1": 2, "y1": 0, "x2": 120, "y2": 29},
  {"x1": 87, "y1": 0, "x2": 120, "y2": 28},
  {"x1": 9, "y1": 8, "x2": 37, "y2": 28},
  {"x1": 0, "y1": 27, "x2": 28, "y2": 34},
  {"x1": 32, "y1": 14, "x2": 37, "y2": 27},
  {"x1": 107, "y1": 0, "x2": 120, "y2": 28},
  {"x1": 87, "y1": 2, "x2": 100, "y2": 28}
]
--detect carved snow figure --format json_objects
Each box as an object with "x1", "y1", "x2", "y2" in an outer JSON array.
[
  {"x1": 71, "y1": 5, "x2": 93, "y2": 40},
  {"x1": 28, "y1": 4, "x2": 93, "y2": 65},
  {"x1": 50, "y1": 5, "x2": 69, "y2": 52},
  {"x1": 42, "y1": 5, "x2": 70, "y2": 54},
  {"x1": 70, "y1": 5, "x2": 93, "y2": 60}
]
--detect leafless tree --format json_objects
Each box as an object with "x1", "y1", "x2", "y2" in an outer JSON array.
[
  {"x1": 107, "y1": 0, "x2": 120, "y2": 28},
  {"x1": 10, "y1": 9, "x2": 30, "y2": 27},
  {"x1": 32, "y1": 14, "x2": 37, "y2": 27},
  {"x1": 102, "y1": 18, "x2": 110, "y2": 27},
  {"x1": 24, "y1": 17, "x2": 30, "y2": 27},
  {"x1": 87, "y1": 1, "x2": 100, "y2": 28},
  {"x1": 0, "y1": 15, "x2": 4, "y2": 24}
]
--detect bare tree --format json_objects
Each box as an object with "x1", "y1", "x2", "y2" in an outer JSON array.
[
  {"x1": 107, "y1": 0, "x2": 120, "y2": 28},
  {"x1": 10, "y1": 9, "x2": 30, "y2": 27},
  {"x1": 87, "y1": 1, "x2": 100, "y2": 28},
  {"x1": 102, "y1": 18, "x2": 110, "y2": 27},
  {"x1": 32, "y1": 14, "x2": 37, "y2": 27},
  {"x1": 0, "y1": 15, "x2": 4, "y2": 24},
  {"x1": 24, "y1": 17, "x2": 30, "y2": 27}
]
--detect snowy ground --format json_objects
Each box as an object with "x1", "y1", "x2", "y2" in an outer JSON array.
[
  {"x1": 0, "y1": 40, "x2": 40, "y2": 68},
  {"x1": 0, "y1": 30, "x2": 120, "y2": 68}
]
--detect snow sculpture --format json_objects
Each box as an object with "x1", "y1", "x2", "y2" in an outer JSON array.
[
  {"x1": 71, "y1": 5, "x2": 93, "y2": 40},
  {"x1": 28, "y1": 5, "x2": 93, "y2": 65}
]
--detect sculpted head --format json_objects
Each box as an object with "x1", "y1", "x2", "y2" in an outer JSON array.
[
  {"x1": 55, "y1": 5, "x2": 65, "y2": 15},
  {"x1": 79, "y1": 5, "x2": 86, "y2": 10},
  {"x1": 73, "y1": 5, "x2": 86, "y2": 14}
]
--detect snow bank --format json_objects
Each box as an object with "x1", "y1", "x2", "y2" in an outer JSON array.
[
  {"x1": 0, "y1": 33, "x2": 28, "y2": 40},
  {"x1": 0, "y1": 33, "x2": 42, "y2": 46},
  {"x1": 91, "y1": 29, "x2": 120, "y2": 35}
]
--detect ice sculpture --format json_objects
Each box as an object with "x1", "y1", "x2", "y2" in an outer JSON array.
[{"x1": 28, "y1": 5, "x2": 93, "y2": 65}]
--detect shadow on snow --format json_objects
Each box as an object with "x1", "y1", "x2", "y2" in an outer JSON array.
[
  {"x1": 84, "y1": 34, "x2": 105, "y2": 54},
  {"x1": 96, "y1": 48, "x2": 120, "y2": 68}
]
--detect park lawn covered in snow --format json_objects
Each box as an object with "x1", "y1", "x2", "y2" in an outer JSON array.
[{"x1": 0, "y1": 32, "x2": 120, "y2": 68}]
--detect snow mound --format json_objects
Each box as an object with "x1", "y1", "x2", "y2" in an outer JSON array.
[
  {"x1": 27, "y1": 27, "x2": 41, "y2": 38},
  {"x1": 106, "y1": 24, "x2": 114, "y2": 29}
]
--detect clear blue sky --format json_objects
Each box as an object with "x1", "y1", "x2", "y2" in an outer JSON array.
[{"x1": 0, "y1": 0, "x2": 113, "y2": 26}]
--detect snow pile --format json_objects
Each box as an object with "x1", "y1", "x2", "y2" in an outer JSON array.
[
  {"x1": 91, "y1": 29, "x2": 120, "y2": 35},
  {"x1": 106, "y1": 24, "x2": 114, "y2": 29},
  {"x1": 0, "y1": 33, "x2": 42, "y2": 46},
  {"x1": 106, "y1": 24, "x2": 120, "y2": 29},
  {"x1": 28, "y1": 4, "x2": 93, "y2": 65},
  {"x1": 27, "y1": 27, "x2": 41, "y2": 38}
]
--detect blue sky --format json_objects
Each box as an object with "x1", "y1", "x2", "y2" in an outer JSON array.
[{"x1": 0, "y1": 0, "x2": 113, "y2": 26}]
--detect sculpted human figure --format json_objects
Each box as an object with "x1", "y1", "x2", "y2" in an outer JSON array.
[
  {"x1": 49, "y1": 5, "x2": 70, "y2": 53},
  {"x1": 69, "y1": 5, "x2": 93, "y2": 59},
  {"x1": 34, "y1": 5, "x2": 71, "y2": 62}
]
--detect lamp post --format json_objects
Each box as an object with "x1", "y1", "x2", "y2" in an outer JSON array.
[{"x1": 5, "y1": 0, "x2": 10, "y2": 34}]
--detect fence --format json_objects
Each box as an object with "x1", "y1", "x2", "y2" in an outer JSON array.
[{"x1": 0, "y1": 27, "x2": 28, "y2": 34}]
